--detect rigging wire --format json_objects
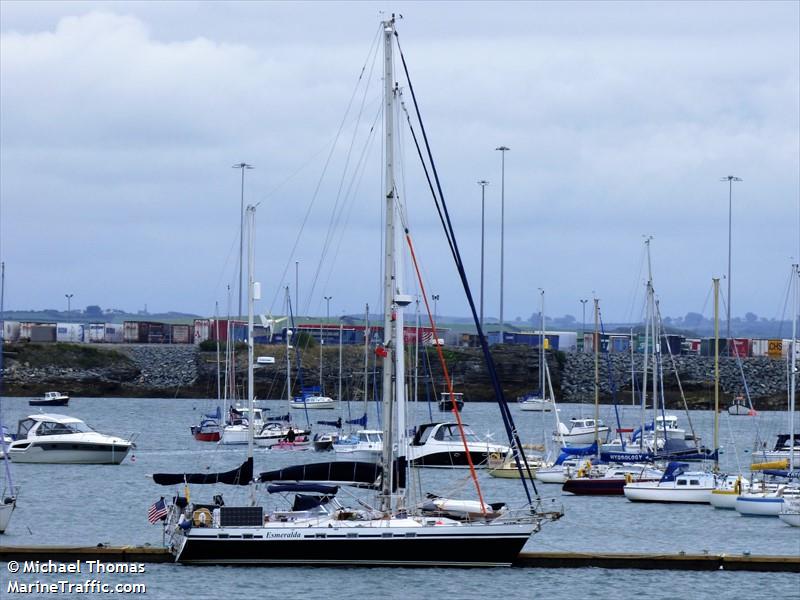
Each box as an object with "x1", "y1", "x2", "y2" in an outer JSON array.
[{"x1": 394, "y1": 30, "x2": 537, "y2": 503}]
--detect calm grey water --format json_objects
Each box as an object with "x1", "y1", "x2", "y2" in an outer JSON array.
[{"x1": 1, "y1": 397, "x2": 798, "y2": 599}]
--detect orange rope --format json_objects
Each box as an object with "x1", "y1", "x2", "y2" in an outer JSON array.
[{"x1": 404, "y1": 230, "x2": 487, "y2": 515}]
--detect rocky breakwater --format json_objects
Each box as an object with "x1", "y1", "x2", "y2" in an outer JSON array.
[
  {"x1": 2, "y1": 342, "x2": 200, "y2": 398},
  {"x1": 561, "y1": 352, "x2": 797, "y2": 410}
]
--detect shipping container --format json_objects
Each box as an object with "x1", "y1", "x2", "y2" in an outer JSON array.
[
  {"x1": 104, "y1": 324, "x2": 123, "y2": 343},
  {"x1": 30, "y1": 324, "x2": 56, "y2": 342},
  {"x1": 555, "y1": 331, "x2": 578, "y2": 352},
  {"x1": 610, "y1": 336, "x2": 631, "y2": 353},
  {"x1": 750, "y1": 339, "x2": 768, "y2": 357},
  {"x1": 88, "y1": 323, "x2": 106, "y2": 343},
  {"x1": 124, "y1": 321, "x2": 168, "y2": 344},
  {"x1": 729, "y1": 338, "x2": 751, "y2": 358},
  {"x1": 56, "y1": 323, "x2": 84, "y2": 343},
  {"x1": 171, "y1": 324, "x2": 192, "y2": 344},
  {"x1": 767, "y1": 339, "x2": 783, "y2": 358},
  {"x1": 2, "y1": 320, "x2": 21, "y2": 341},
  {"x1": 661, "y1": 335, "x2": 683, "y2": 357},
  {"x1": 700, "y1": 338, "x2": 729, "y2": 357},
  {"x1": 194, "y1": 319, "x2": 211, "y2": 344},
  {"x1": 687, "y1": 339, "x2": 702, "y2": 354}
]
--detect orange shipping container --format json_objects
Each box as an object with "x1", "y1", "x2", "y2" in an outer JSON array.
[{"x1": 767, "y1": 339, "x2": 783, "y2": 358}]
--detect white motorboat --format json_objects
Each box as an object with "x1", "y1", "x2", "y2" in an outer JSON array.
[
  {"x1": 29, "y1": 391, "x2": 70, "y2": 407},
  {"x1": 254, "y1": 422, "x2": 311, "y2": 448},
  {"x1": 7, "y1": 414, "x2": 133, "y2": 464},
  {"x1": 408, "y1": 422, "x2": 510, "y2": 468},
  {"x1": 554, "y1": 418, "x2": 609, "y2": 447},
  {"x1": 290, "y1": 395, "x2": 336, "y2": 410},
  {"x1": 623, "y1": 462, "x2": 715, "y2": 503},
  {"x1": 535, "y1": 459, "x2": 584, "y2": 484},
  {"x1": 332, "y1": 430, "x2": 383, "y2": 462}
]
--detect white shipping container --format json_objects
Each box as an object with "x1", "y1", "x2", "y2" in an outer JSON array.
[
  {"x1": 783, "y1": 340, "x2": 793, "y2": 357},
  {"x1": 194, "y1": 319, "x2": 211, "y2": 344},
  {"x1": 555, "y1": 331, "x2": 578, "y2": 352},
  {"x1": 104, "y1": 324, "x2": 124, "y2": 343},
  {"x1": 2, "y1": 320, "x2": 21, "y2": 341},
  {"x1": 751, "y1": 339, "x2": 769, "y2": 357},
  {"x1": 87, "y1": 323, "x2": 105, "y2": 343},
  {"x1": 56, "y1": 323, "x2": 84, "y2": 343}
]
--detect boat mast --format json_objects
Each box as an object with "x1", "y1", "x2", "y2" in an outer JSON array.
[
  {"x1": 713, "y1": 277, "x2": 720, "y2": 472},
  {"x1": 593, "y1": 297, "x2": 600, "y2": 454},
  {"x1": 380, "y1": 15, "x2": 398, "y2": 514},
  {"x1": 540, "y1": 289, "x2": 546, "y2": 400},
  {"x1": 790, "y1": 264, "x2": 798, "y2": 469},
  {"x1": 246, "y1": 205, "x2": 257, "y2": 467},
  {"x1": 338, "y1": 322, "x2": 343, "y2": 406},
  {"x1": 363, "y1": 303, "x2": 369, "y2": 422},
  {"x1": 286, "y1": 287, "x2": 292, "y2": 404}
]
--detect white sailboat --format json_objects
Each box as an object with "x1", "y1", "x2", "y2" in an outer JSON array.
[
  {"x1": 152, "y1": 19, "x2": 554, "y2": 566},
  {"x1": 519, "y1": 291, "x2": 553, "y2": 412}
]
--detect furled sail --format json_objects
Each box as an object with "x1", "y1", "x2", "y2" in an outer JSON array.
[
  {"x1": 259, "y1": 461, "x2": 381, "y2": 488},
  {"x1": 153, "y1": 457, "x2": 253, "y2": 486}
]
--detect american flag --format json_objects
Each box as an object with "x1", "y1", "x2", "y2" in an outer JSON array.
[{"x1": 147, "y1": 498, "x2": 168, "y2": 524}]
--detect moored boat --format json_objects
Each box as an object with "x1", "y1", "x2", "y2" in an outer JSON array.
[
  {"x1": 29, "y1": 391, "x2": 69, "y2": 407},
  {"x1": 7, "y1": 413, "x2": 134, "y2": 464}
]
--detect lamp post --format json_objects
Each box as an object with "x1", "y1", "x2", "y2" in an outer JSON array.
[
  {"x1": 232, "y1": 162, "x2": 253, "y2": 320},
  {"x1": 432, "y1": 294, "x2": 440, "y2": 324},
  {"x1": 720, "y1": 175, "x2": 742, "y2": 349},
  {"x1": 477, "y1": 180, "x2": 489, "y2": 332},
  {"x1": 324, "y1": 296, "x2": 332, "y2": 323},
  {"x1": 580, "y1": 298, "x2": 588, "y2": 353},
  {"x1": 65, "y1": 294, "x2": 74, "y2": 315},
  {"x1": 295, "y1": 260, "x2": 300, "y2": 319},
  {"x1": 495, "y1": 146, "x2": 509, "y2": 341}
]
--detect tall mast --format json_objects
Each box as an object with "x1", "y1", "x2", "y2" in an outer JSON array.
[
  {"x1": 593, "y1": 298, "x2": 600, "y2": 453},
  {"x1": 540, "y1": 289, "x2": 545, "y2": 399},
  {"x1": 380, "y1": 16, "x2": 397, "y2": 513},
  {"x1": 713, "y1": 277, "x2": 720, "y2": 472},
  {"x1": 338, "y1": 323, "x2": 343, "y2": 406},
  {"x1": 285, "y1": 287, "x2": 292, "y2": 404},
  {"x1": 363, "y1": 304, "x2": 370, "y2": 421},
  {"x1": 245, "y1": 205, "x2": 257, "y2": 464},
  {"x1": 790, "y1": 264, "x2": 798, "y2": 469}
]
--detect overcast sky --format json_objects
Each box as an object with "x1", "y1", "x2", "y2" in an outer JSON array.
[{"x1": 1, "y1": 1, "x2": 798, "y2": 325}]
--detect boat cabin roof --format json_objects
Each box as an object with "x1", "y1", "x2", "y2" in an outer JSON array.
[{"x1": 25, "y1": 413, "x2": 83, "y2": 424}]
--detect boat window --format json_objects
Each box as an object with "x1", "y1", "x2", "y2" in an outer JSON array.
[
  {"x1": 690, "y1": 480, "x2": 700, "y2": 486},
  {"x1": 368, "y1": 433, "x2": 382, "y2": 443},
  {"x1": 677, "y1": 480, "x2": 687, "y2": 486},
  {"x1": 17, "y1": 418, "x2": 36, "y2": 439},
  {"x1": 358, "y1": 433, "x2": 369, "y2": 442}
]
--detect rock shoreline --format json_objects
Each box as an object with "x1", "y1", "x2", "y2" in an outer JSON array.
[{"x1": 1, "y1": 343, "x2": 796, "y2": 410}]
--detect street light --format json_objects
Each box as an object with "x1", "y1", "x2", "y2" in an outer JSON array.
[
  {"x1": 432, "y1": 294, "x2": 440, "y2": 324},
  {"x1": 233, "y1": 162, "x2": 254, "y2": 320},
  {"x1": 720, "y1": 175, "x2": 742, "y2": 349},
  {"x1": 477, "y1": 180, "x2": 489, "y2": 332},
  {"x1": 495, "y1": 146, "x2": 509, "y2": 340},
  {"x1": 65, "y1": 294, "x2": 74, "y2": 315},
  {"x1": 580, "y1": 299, "x2": 588, "y2": 353},
  {"x1": 324, "y1": 296, "x2": 333, "y2": 322}
]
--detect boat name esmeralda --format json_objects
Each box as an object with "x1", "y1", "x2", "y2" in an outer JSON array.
[{"x1": 19, "y1": 560, "x2": 146, "y2": 574}]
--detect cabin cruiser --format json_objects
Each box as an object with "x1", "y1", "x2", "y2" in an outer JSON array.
[
  {"x1": 554, "y1": 418, "x2": 610, "y2": 447},
  {"x1": 438, "y1": 392, "x2": 464, "y2": 412},
  {"x1": 7, "y1": 414, "x2": 133, "y2": 464},
  {"x1": 333, "y1": 430, "x2": 383, "y2": 462},
  {"x1": 290, "y1": 393, "x2": 335, "y2": 410},
  {"x1": 408, "y1": 422, "x2": 510, "y2": 468},
  {"x1": 29, "y1": 391, "x2": 70, "y2": 407}
]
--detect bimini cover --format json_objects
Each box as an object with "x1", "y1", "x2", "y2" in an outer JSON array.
[
  {"x1": 153, "y1": 457, "x2": 253, "y2": 486},
  {"x1": 259, "y1": 461, "x2": 381, "y2": 488},
  {"x1": 292, "y1": 494, "x2": 333, "y2": 512}
]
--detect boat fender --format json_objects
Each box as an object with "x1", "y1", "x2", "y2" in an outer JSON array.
[
  {"x1": 734, "y1": 478, "x2": 741, "y2": 495},
  {"x1": 489, "y1": 452, "x2": 501, "y2": 462},
  {"x1": 625, "y1": 473, "x2": 632, "y2": 484}
]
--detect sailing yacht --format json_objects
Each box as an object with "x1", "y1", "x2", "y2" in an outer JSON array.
[
  {"x1": 519, "y1": 292, "x2": 553, "y2": 412},
  {"x1": 151, "y1": 20, "x2": 555, "y2": 566}
]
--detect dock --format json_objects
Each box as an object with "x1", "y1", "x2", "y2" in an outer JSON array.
[{"x1": 0, "y1": 546, "x2": 797, "y2": 571}]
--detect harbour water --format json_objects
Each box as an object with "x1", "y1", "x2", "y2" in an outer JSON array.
[{"x1": 1, "y1": 397, "x2": 798, "y2": 598}]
